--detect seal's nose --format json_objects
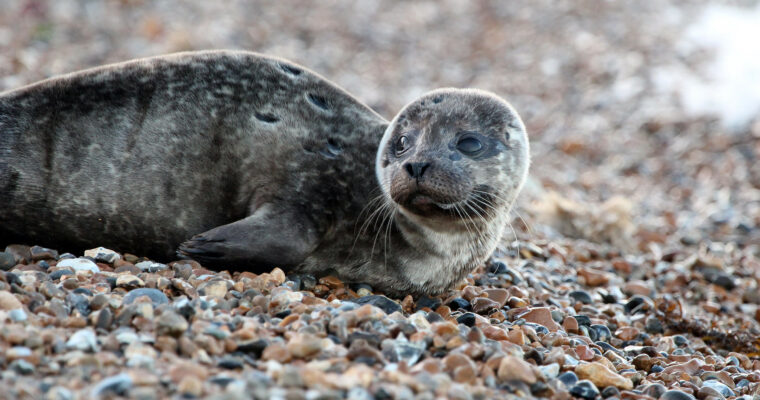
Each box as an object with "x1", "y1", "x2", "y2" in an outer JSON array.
[{"x1": 404, "y1": 162, "x2": 430, "y2": 179}]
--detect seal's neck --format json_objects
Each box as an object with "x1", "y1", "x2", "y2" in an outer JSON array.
[{"x1": 393, "y1": 208, "x2": 505, "y2": 258}]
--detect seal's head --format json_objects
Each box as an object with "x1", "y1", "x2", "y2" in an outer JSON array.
[{"x1": 376, "y1": 88, "x2": 529, "y2": 224}]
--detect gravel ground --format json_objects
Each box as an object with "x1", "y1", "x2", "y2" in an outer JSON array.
[{"x1": 1, "y1": 1, "x2": 760, "y2": 399}]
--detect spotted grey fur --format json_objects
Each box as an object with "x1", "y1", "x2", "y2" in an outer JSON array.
[{"x1": 0, "y1": 50, "x2": 529, "y2": 296}]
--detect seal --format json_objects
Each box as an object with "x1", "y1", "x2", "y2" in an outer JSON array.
[{"x1": 0, "y1": 50, "x2": 529, "y2": 296}]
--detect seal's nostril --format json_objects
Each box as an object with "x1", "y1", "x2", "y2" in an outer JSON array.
[
  {"x1": 404, "y1": 162, "x2": 431, "y2": 178},
  {"x1": 405, "y1": 163, "x2": 415, "y2": 177}
]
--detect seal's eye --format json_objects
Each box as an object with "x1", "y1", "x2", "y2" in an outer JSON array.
[
  {"x1": 395, "y1": 135, "x2": 411, "y2": 156},
  {"x1": 456, "y1": 136, "x2": 483, "y2": 154}
]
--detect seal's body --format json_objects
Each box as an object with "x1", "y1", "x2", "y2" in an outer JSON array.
[{"x1": 0, "y1": 51, "x2": 529, "y2": 296}]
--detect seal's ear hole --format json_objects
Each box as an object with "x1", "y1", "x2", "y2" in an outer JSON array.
[
  {"x1": 280, "y1": 63, "x2": 302, "y2": 76},
  {"x1": 307, "y1": 93, "x2": 329, "y2": 111},
  {"x1": 254, "y1": 112, "x2": 279, "y2": 123}
]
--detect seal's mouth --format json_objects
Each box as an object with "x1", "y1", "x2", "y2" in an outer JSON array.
[{"x1": 403, "y1": 193, "x2": 462, "y2": 216}]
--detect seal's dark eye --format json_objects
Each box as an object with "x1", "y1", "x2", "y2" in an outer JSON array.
[
  {"x1": 395, "y1": 135, "x2": 410, "y2": 156},
  {"x1": 456, "y1": 137, "x2": 483, "y2": 154}
]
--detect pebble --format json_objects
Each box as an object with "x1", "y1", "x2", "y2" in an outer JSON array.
[
  {"x1": 122, "y1": 288, "x2": 169, "y2": 306},
  {"x1": 199, "y1": 278, "x2": 229, "y2": 298},
  {"x1": 575, "y1": 362, "x2": 633, "y2": 390},
  {"x1": 66, "y1": 328, "x2": 98, "y2": 352},
  {"x1": 349, "y1": 295, "x2": 402, "y2": 314},
  {"x1": 30, "y1": 245, "x2": 58, "y2": 261},
  {"x1": 660, "y1": 390, "x2": 697, "y2": 400},
  {"x1": 568, "y1": 290, "x2": 593, "y2": 304},
  {"x1": 84, "y1": 247, "x2": 121, "y2": 263},
  {"x1": 569, "y1": 380, "x2": 600, "y2": 400},
  {"x1": 519, "y1": 307, "x2": 562, "y2": 332},
  {"x1": 157, "y1": 309, "x2": 189, "y2": 337},
  {"x1": 0, "y1": 290, "x2": 23, "y2": 310},
  {"x1": 700, "y1": 380, "x2": 735, "y2": 398},
  {"x1": 497, "y1": 356, "x2": 536, "y2": 384},
  {"x1": 134, "y1": 260, "x2": 167, "y2": 272},
  {"x1": 116, "y1": 274, "x2": 144, "y2": 288},
  {"x1": 0, "y1": 251, "x2": 16, "y2": 270},
  {"x1": 558, "y1": 371, "x2": 579, "y2": 387},
  {"x1": 287, "y1": 333, "x2": 324, "y2": 358},
  {"x1": 447, "y1": 297, "x2": 471, "y2": 311},
  {"x1": 91, "y1": 373, "x2": 133, "y2": 397},
  {"x1": 56, "y1": 258, "x2": 100, "y2": 273}
]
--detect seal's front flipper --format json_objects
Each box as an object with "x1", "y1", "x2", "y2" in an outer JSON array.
[{"x1": 177, "y1": 205, "x2": 318, "y2": 270}]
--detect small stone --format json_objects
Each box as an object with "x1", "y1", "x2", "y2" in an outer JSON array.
[
  {"x1": 601, "y1": 386, "x2": 620, "y2": 398},
  {"x1": 568, "y1": 290, "x2": 593, "y2": 304},
  {"x1": 385, "y1": 339, "x2": 425, "y2": 366},
  {"x1": 519, "y1": 307, "x2": 562, "y2": 332},
  {"x1": 66, "y1": 328, "x2": 98, "y2": 352},
  {"x1": 643, "y1": 383, "x2": 667, "y2": 399},
  {"x1": 578, "y1": 268, "x2": 610, "y2": 286},
  {"x1": 134, "y1": 260, "x2": 167, "y2": 272},
  {"x1": 660, "y1": 390, "x2": 696, "y2": 400},
  {"x1": 91, "y1": 373, "x2": 133, "y2": 397},
  {"x1": 10, "y1": 359, "x2": 35, "y2": 374},
  {"x1": 0, "y1": 252, "x2": 16, "y2": 271},
  {"x1": 472, "y1": 297, "x2": 500, "y2": 314},
  {"x1": 30, "y1": 245, "x2": 58, "y2": 261},
  {"x1": 287, "y1": 333, "x2": 323, "y2": 358},
  {"x1": 569, "y1": 380, "x2": 599, "y2": 400},
  {"x1": 9, "y1": 308, "x2": 27, "y2": 322},
  {"x1": 199, "y1": 278, "x2": 229, "y2": 298},
  {"x1": 558, "y1": 371, "x2": 578, "y2": 387},
  {"x1": 447, "y1": 297, "x2": 471, "y2": 311},
  {"x1": 262, "y1": 342, "x2": 291, "y2": 362},
  {"x1": 49, "y1": 269, "x2": 74, "y2": 281},
  {"x1": 177, "y1": 376, "x2": 203, "y2": 397},
  {"x1": 624, "y1": 295, "x2": 653, "y2": 314},
  {"x1": 0, "y1": 291, "x2": 23, "y2": 310},
  {"x1": 538, "y1": 363, "x2": 560, "y2": 379},
  {"x1": 84, "y1": 247, "x2": 121, "y2": 263},
  {"x1": 218, "y1": 356, "x2": 244, "y2": 369},
  {"x1": 615, "y1": 326, "x2": 639, "y2": 341},
  {"x1": 122, "y1": 288, "x2": 168, "y2": 306},
  {"x1": 157, "y1": 309, "x2": 189, "y2": 337},
  {"x1": 57, "y1": 258, "x2": 100, "y2": 273},
  {"x1": 415, "y1": 295, "x2": 442, "y2": 310},
  {"x1": 497, "y1": 355, "x2": 537, "y2": 384},
  {"x1": 349, "y1": 295, "x2": 402, "y2": 314},
  {"x1": 590, "y1": 324, "x2": 612, "y2": 342},
  {"x1": 701, "y1": 380, "x2": 735, "y2": 398},
  {"x1": 116, "y1": 274, "x2": 144, "y2": 289},
  {"x1": 4, "y1": 245, "x2": 31, "y2": 264},
  {"x1": 563, "y1": 317, "x2": 579, "y2": 333},
  {"x1": 575, "y1": 362, "x2": 633, "y2": 390},
  {"x1": 484, "y1": 288, "x2": 509, "y2": 307},
  {"x1": 457, "y1": 312, "x2": 476, "y2": 327}
]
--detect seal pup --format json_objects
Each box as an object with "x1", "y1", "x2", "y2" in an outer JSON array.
[{"x1": 0, "y1": 50, "x2": 529, "y2": 296}]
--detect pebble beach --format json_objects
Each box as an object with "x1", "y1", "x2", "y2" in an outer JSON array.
[{"x1": 1, "y1": 1, "x2": 759, "y2": 399}]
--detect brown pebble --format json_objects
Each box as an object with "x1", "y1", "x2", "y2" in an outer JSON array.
[
  {"x1": 575, "y1": 362, "x2": 633, "y2": 390},
  {"x1": 0, "y1": 291, "x2": 23, "y2": 310},
  {"x1": 519, "y1": 307, "x2": 562, "y2": 332},
  {"x1": 472, "y1": 297, "x2": 500, "y2": 314},
  {"x1": 497, "y1": 355, "x2": 537, "y2": 384},
  {"x1": 563, "y1": 316, "x2": 580, "y2": 333},
  {"x1": 262, "y1": 342, "x2": 292, "y2": 362},
  {"x1": 484, "y1": 288, "x2": 509, "y2": 307}
]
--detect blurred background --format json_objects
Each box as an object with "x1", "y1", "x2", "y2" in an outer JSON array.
[{"x1": 1, "y1": 0, "x2": 758, "y2": 252}]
